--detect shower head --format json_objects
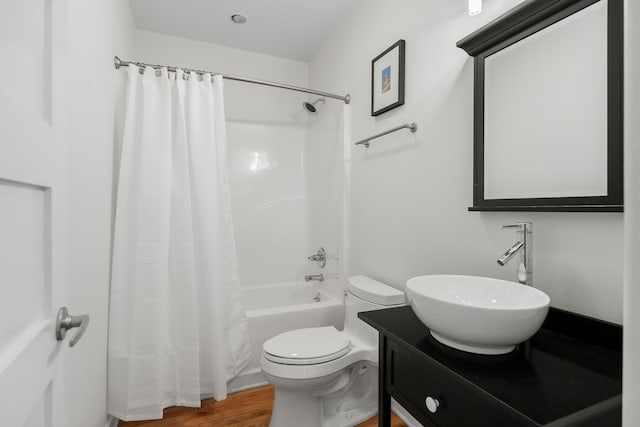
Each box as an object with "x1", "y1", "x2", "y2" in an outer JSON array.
[{"x1": 302, "y1": 98, "x2": 325, "y2": 115}]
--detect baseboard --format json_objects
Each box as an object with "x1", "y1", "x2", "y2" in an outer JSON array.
[
  {"x1": 227, "y1": 367, "x2": 268, "y2": 394},
  {"x1": 105, "y1": 415, "x2": 119, "y2": 427},
  {"x1": 228, "y1": 380, "x2": 269, "y2": 394},
  {"x1": 392, "y1": 399, "x2": 422, "y2": 427}
]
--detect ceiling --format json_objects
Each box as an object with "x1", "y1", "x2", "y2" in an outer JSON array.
[{"x1": 129, "y1": 0, "x2": 359, "y2": 61}]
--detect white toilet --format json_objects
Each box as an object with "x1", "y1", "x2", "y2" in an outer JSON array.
[{"x1": 261, "y1": 275, "x2": 405, "y2": 427}]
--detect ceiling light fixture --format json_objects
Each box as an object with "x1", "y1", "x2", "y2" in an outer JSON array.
[
  {"x1": 468, "y1": 0, "x2": 482, "y2": 15},
  {"x1": 230, "y1": 14, "x2": 247, "y2": 24}
]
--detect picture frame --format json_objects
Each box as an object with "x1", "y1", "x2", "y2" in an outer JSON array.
[{"x1": 371, "y1": 39, "x2": 406, "y2": 116}]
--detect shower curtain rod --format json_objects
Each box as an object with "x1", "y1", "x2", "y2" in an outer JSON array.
[{"x1": 114, "y1": 56, "x2": 351, "y2": 104}]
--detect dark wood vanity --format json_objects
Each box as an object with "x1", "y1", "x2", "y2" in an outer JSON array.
[{"x1": 360, "y1": 306, "x2": 622, "y2": 427}]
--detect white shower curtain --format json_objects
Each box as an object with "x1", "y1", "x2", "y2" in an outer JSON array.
[{"x1": 108, "y1": 65, "x2": 251, "y2": 421}]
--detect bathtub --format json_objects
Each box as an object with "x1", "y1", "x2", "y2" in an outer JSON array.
[{"x1": 227, "y1": 281, "x2": 344, "y2": 393}]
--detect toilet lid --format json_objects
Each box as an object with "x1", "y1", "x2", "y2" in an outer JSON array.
[{"x1": 263, "y1": 326, "x2": 351, "y2": 365}]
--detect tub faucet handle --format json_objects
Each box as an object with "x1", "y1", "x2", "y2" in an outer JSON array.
[{"x1": 307, "y1": 248, "x2": 326, "y2": 268}]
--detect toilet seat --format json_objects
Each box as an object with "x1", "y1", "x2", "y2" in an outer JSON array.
[{"x1": 263, "y1": 326, "x2": 351, "y2": 366}]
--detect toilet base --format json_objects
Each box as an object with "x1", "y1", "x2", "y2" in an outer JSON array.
[{"x1": 265, "y1": 362, "x2": 378, "y2": 427}]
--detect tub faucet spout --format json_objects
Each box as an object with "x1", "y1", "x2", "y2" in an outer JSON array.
[{"x1": 305, "y1": 274, "x2": 324, "y2": 282}]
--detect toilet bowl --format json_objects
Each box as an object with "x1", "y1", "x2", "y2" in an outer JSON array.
[{"x1": 261, "y1": 275, "x2": 405, "y2": 427}]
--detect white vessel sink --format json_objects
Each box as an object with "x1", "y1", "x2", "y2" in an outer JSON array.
[{"x1": 406, "y1": 275, "x2": 550, "y2": 355}]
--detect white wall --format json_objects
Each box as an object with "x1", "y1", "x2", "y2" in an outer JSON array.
[
  {"x1": 64, "y1": 1, "x2": 135, "y2": 426},
  {"x1": 623, "y1": 0, "x2": 640, "y2": 423},
  {"x1": 309, "y1": 0, "x2": 623, "y2": 323},
  {"x1": 134, "y1": 31, "x2": 345, "y2": 287}
]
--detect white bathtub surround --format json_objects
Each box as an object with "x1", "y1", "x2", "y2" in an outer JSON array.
[
  {"x1": 228, "y1": 282, "x2": 343, "y2": 393},
  {"x1": 261, "y1": 276, "x2": 405, "y2": 427},
  {"x1": 108, "y1": 67, "x2": 250, "y2": 421},
  {"x1": 131, "y1": 29, "x2": 347, "y2": 303}
]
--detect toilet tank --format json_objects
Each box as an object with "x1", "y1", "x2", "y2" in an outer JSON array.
[{"x1": 344, "y1": 275, "x2": 405, "y2": 348}]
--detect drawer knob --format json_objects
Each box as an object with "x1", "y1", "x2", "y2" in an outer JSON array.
[{"x1": 425, "y1": 396, "x2": 440, "y2": 413}]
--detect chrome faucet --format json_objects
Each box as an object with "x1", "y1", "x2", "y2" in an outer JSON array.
[
  {"x1": 305, "y1": 274, "x2": 324, "y2": 282},
  {"x1": 307, "y1": 248, "x2": 326, "y2": 268},
  {"x1": 497, "y1": 222, "x2": 532, "y2": 285}
]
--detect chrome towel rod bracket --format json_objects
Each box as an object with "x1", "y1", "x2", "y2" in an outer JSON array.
[{"x1": 354, "y1": 123, "x2": 418, "y2": 148}]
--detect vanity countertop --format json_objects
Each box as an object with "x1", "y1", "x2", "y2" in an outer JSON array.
[{"x1": 360, "y1": 306, "x2": 622, "y2": 426}]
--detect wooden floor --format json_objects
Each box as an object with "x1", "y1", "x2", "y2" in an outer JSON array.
[{"x1": 119, "y1": 385, "x2": 406, "y2": 427}]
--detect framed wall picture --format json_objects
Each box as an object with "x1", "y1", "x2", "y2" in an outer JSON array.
[{"x1": 371, "y1": 39, "x2": 406, "y2": 116}]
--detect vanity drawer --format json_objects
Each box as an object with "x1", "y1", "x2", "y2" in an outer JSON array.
[{"x1": 387, "y1": 341, "x2": 532, "y2": 427}]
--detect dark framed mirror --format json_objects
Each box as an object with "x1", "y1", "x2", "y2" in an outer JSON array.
[{"x1": 457, "y1": 0, "x2": 623, "y2": 212}]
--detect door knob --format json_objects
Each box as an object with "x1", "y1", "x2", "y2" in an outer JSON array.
[{"x1": 56, "y1": 307, "x2": 89, "y2": 347}]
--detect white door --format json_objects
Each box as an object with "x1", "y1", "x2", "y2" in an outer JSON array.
[{"x1": 0, "y1": 1, "x2": 78, "y2": 426}]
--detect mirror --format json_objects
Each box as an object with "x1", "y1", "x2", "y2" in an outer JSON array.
[{"x1": 457, "y1": 0, "x2": 623, "y2": 212}]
